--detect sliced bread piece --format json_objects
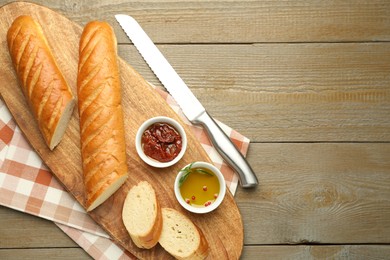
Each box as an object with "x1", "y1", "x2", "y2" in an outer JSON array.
[
  {"x1": 159, "y1": 208, "x2": 209, "y2": 259},
  {"x1": 122, "y1": 181, "x2": 162, "y2": 249}
]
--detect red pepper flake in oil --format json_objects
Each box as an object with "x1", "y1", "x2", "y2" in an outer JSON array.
[{"x1": 179, "y1": 166, "x2": 220, "y2": 208}]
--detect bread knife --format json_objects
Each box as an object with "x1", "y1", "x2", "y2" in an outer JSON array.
[{"x1": 115, "y1": 14, "x2": 258, "y2": 188}]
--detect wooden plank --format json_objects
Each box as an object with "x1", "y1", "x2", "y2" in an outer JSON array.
[
  {"x1": 0, "y1": 248, "x2": 91, "y2": 259},
  {"x1": 4, "y1": 141, "x2": 388, "y2": 250},
  {"x1": 0, "y1": 206, "x2": 77, "y2": 248},
  {"x1": 1, "y1": 0, "x2": 389, "y2": 43},
  {"x1": 116, "y1": 43, "x2": 390, "y2": 142},
  {"x1": 4, "y1": 145, "x2": 374, "y2": 247},
  {"x1": 242, "y1": 245, "x2": 390, "y2": 259},
  {"x1": 0, "y1": 1, "x2": 389, "y2": 259},
  {"x1": 1, "y1": 245, "x2": 390, "y2": 260},
  {"x1": 236, "y1": 143, "x2": 390, "y2": 244}
]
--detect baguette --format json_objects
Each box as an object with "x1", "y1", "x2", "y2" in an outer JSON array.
[
  {"x1": 159, "y1": 208, "x2": 209, "y2": 259},
  {"x1": 7, "y1": 15, "x2": 75, "y2": 150},
  {"x1": 122, "y1": 181, "x2": 163, "y2": 249},
  {"x1": 77, "y1": 21, "x2": 128, "y2": 211}
]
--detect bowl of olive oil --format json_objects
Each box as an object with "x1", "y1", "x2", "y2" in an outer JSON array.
[{"x1": 174, "y1": 162, "x2": 226, "y2": 214}]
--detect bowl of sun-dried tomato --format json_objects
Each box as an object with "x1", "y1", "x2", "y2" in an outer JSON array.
[{"x1": 135, "y1": 116, "x2": 187, "y2": 168}]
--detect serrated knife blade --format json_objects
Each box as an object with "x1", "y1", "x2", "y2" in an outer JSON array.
[{"x1": 115, "y1": 14, "x2": 258, "y2": 188}]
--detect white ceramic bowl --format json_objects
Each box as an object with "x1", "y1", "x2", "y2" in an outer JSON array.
[
  {"x1": 135, "y1": 116, "x2": 187, "y2": 168},
  {"x1": 174, "y1": 161, "x2": 226, "y2": 214}
]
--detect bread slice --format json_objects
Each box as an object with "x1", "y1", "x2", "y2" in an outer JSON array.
[
  {"x1": 159, "y1": 208, "x2": 209, "y2": 259},
  {"x1": 122, "y1": 181, "x2": 162, "y2": 249}
]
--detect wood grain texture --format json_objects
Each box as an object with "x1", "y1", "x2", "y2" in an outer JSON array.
[
  {"x1": 116, "y1": 43, "x2": 390, "y2": 142},
  {"x1": 2, "y1": 172, "x2": 390, "y2": 259},
  {"x1": 2, "y1": 246, "x2": 390, "y2": 260},
  {"x1": 1, "y1": 0, "x2": 390, "y2": 43},
  {"x1": 241, "y1": 245, "x2": 390, "y2": 260},
  {"x1": 0, "y1": 206, "x2": 78, "y2": 248},
  {"x1": 238, "y1": 143, "x2": 390, "y2": 244},
  {"x1": 0, "y1": 2, "x2": 242, "y2": 259},
  {"x1": 0, "y1": 0, "x2": 389, "y2": 259}
]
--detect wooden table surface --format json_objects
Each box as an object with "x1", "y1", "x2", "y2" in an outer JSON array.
[{"x1": 1, "y1": 0, "x2": 389, "y2": 259}]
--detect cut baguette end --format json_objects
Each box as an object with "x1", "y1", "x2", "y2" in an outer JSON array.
[
  {"x1": 49, "y1": 97, "x2": 75, "y2": 150},
  {"x1": 159, "y1": 208, "x2": 209, "y2": 260},
  {"x1": 122, "y1": 181, "x2": 162, "y2": 249},
  {"x1": 7, "y1": 15, "x2": 75, "y2": 152},
  {"x1": 86, "y1": 172, "x2": 128, "y2": 212}
]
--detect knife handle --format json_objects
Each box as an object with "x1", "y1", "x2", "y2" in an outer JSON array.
[{"x1": 193, "y1": 111, "x2": 258, "y2": 188}]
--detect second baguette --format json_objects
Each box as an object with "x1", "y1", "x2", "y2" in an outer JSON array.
[{"x1": 77, "y1": 21, "x2": 128, "y2": 211}]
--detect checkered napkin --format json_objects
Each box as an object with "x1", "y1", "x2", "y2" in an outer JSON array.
[{"x1": 0, "y1": 88, "x2": 250, "y2": 260}]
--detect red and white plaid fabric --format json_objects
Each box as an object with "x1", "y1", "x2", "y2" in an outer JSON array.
[{"x1": 0, "y1": 88, "x2": 250, "y2": 259}]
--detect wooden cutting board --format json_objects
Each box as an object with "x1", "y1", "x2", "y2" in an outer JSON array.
[{"x1": 0, "y1": 2, "x2": 243, "y2": 259}]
